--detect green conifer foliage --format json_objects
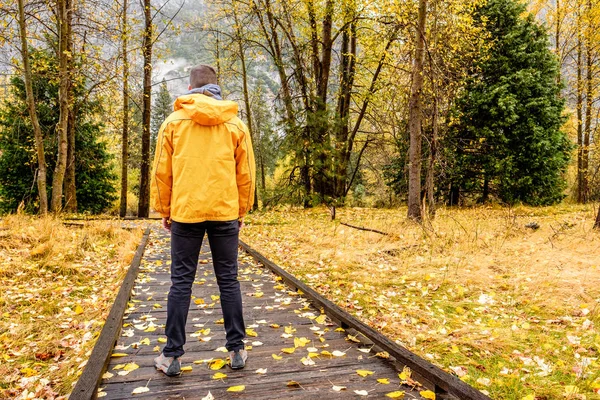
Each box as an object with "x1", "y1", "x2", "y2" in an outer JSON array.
[
  {"x1": 0, "y1": 49, "x2": 117, "y2": 214},
  {"x1": 151, "y1": 79, "x2": 173, "y2": 159},
  {"x1": 446, "y1": 0, "x2": 572, "y2": 206}
]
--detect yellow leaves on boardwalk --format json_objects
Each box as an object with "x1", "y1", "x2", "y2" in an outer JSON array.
[{"x1": 98, "y1": 225, "x2": 428, "y2": 398}]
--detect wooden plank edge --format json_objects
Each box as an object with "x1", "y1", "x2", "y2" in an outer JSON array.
[
  {"x1": 239, "y1": 240, "x2": 491, "y2": 400},
  {"x1": 70, "y1": 226, "x2": 152, "y2": 400}
]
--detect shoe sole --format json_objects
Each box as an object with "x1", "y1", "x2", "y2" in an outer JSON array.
[{"x1": 155, "y1": 364, "x2": 181, "y2": 377}]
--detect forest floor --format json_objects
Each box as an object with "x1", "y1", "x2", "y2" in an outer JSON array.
[
  {"x1": 241, "y1": 204, "x2": 600, "y2": 400},
  {"x1": 0, "y1": 216, "x2": 142, "y2": 399}
]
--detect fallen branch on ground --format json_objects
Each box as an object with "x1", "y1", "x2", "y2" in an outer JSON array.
[{"x1": 340, "y1": 222, "x2": 392, "y2": 236}]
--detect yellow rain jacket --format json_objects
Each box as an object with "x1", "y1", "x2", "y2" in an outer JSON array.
[{"x1": 150, "y1": 93, "x2": 255, "y2": 223}]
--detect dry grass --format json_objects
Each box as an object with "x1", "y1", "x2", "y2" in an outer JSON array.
[
  {"x1": 242, "y1": 204, "x2": 600, "y2": 399},
  {"x1": 0, "y1": 215, "x2": 142, "y2": 399}
]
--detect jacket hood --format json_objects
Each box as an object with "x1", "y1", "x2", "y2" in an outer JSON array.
[{"x1": 174, "y1": 94, "x2": 238, "y2": 126}]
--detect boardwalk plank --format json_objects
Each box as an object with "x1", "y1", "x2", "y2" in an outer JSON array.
[{"x1": 94, "y1": 226, "x2": 488, "y2": 399}]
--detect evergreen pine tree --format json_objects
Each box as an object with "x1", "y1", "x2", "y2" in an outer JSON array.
[
  {"x1": 151, "y1": 79, "x2": 173, "y2": 159},
  {"x1": 446, "y1": 0, "x2": 572, "y2": 206}
]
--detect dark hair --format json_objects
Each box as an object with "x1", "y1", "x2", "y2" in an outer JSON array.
[{"x1": 189, "y1": 65, "x2": 217, "y2": 88}]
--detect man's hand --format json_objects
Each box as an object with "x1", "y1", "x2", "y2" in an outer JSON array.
[
  {"x1": 162, "y1": 217, "x2": 172, "y2": 232},
  {"x1": 238, "y1": 219, "x2": 244, "y2": 229}
]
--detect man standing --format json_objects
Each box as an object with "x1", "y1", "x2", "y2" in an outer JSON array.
[{"x1": 150, "y1": 65, "x2": 255, "y2": 376}]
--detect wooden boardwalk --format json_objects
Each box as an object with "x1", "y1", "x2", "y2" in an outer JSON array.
[{"x1": 96, "y1": 226, "x2": 430, "y2": 399}]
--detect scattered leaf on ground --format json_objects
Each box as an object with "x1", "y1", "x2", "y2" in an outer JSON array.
[
  {"x1": 132, "y1": 387, "x2": 150, "y2": 394},
  {"x1": 357, "y1": 369, "x2": 374, "y2": 377}
]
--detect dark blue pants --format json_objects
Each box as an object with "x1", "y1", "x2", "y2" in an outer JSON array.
[{"x1": 162, "y1": 220, "x2": 245, "y2": 357}]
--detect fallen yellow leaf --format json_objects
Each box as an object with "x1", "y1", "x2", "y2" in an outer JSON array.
[
  {"x1": 246, "y1": 328, "x2": 258, "y2": 337},
  {"x1": 123, "y1": 363, "x2": 139, "y2": 372},
  {"x1": 212, "y1": 372, "x2": 227, "y2": 379},
  {"x1": 386, "y1": 391, "x2": 405, "y2": 398},
  {"x1": 208, "y1": 359, "x2": 226, "y2": 370},
  {"x1": 20, "y1": 368, "x2": 37, "y2": 377},
  {"x1": 284, "y1": 326, "x2": 296, "y2": 334},
  {"x1": 346, "y1": 334, "x2": 360, "y2": 343},
  {"x1": 356, "y1": 369, "x2": 374, "y2": 377},
  {"x1": 420, "y1": 390, "x2": 436, "y2": 400},
  {"x1": 399, "y1": 367, "x2": 412, "y2": 381},
  {"x1": 294, "y1": 337, "x2": 310, "y2": 347},
  {"x1": 227, "y1": 385, "x2": 245, "y2": 392}
]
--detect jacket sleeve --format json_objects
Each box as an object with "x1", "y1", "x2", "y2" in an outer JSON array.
[
  {"x1": 151, "y1": 121, "x2": 173, "y2": 218},
  {"x1": 235, "y1": 123, "x2": 256, "y2": 218}
]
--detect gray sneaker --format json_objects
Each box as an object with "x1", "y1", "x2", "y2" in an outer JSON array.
[
  {"x1": 229, "y1": 349, "x2": 247, "y2": 370},
  {"x1": 154, "y1": 353, "x2": 181, "y2": 376}
]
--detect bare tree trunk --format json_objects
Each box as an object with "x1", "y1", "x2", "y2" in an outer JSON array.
[
  {"x1": 64, "y1": 106, "x2": 77, "y2": 212},
  {"x1": 52, "y1": 0, "x2": 72, "y2": 213},
  {"x1": 119, "y1": 0, "x2": 129, "y2": 218},
  {"x1": 138, "y1": 0, "x2": 152, "y2": 217},
  {"x1": 233, "y1": 5, "x2": 258, "y2": 211},
  {"x1": 556, "y1": 0, "x2": 561, "y2": 85},
  {"x1": 595, "y1": 205, "x2": 600, "y2": 229},
  {"x1": 576, "y1": 6, "x2": 584, "y2": 203},
  {"x1": 426, "y1": 95, "x2": 438, "y2": 218},
  {"x1": 215, "y1": 32, "x2": 221, "y2": 85},
  {"x1": 308, "y1": 0, "x2": 335, "y2": 200},
  {"x1": 582, "y1": 0, "x2": 592, "y2": 204},
  {"x1": 17, "y1": 0, "x2": 48, "y2": 215},
  {"x1": 407, "y1": 0, "x2": 427, "y2": 221},
  {"x1": 334, "y1": 6, "x2": 357, "y2": 199}
]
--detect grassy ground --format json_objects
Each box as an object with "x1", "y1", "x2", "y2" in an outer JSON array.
[
  {"x1": 241, "y1": 204, "x2": 600, "y2": 399},
  {"x1": 0, "y1": 216, "x2": 142, "y2": 399}
]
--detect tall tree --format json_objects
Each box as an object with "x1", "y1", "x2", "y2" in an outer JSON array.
[
  {"x1": 576, "y1": 1, "x2": 585, "y2": 203},
  {"x1": 232, "y1": 3, "x2": 259, "y2": 210},
  {"x1": 119, "y1": 0, "x2": 130, "y2": 218},
  {"x1": 448, "y1": 0, "x2": 571, "y2": 206},
  {"x1": 582, "y1": 0, "x2": 593, "y2": 204},
  {"x1": 16, "y1": 0, "x2": 48, "y2": 214},
  {"x1": 51, "y1": 0, "x2": 72, "y2": 212},
  {"x1": 138, "y1": 0, "x2": 153, "y2": 217},
  {"x1": 407, "y1": 0, "x2": 427, "y2": 221}
]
